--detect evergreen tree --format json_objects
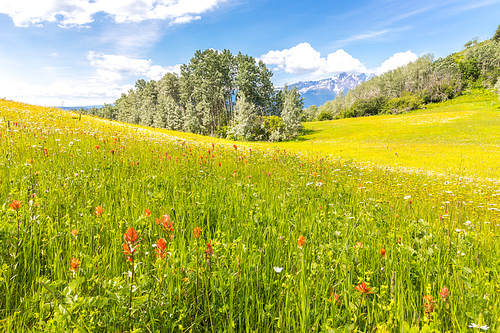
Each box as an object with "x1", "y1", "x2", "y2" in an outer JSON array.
[
  {"x1": 164, "y1": 96, "x2": 184, "y2": 131},
  {"x1": 494, "y1": 24, "x2": 500, "y2": 42},
  {"x1": 281, "y1": 85, "x2": 304, "y2": 138},
  {"x1": 183, "y1": 101, "x2": 202, "y2": 134},
  {"x1": 156, "y1": 73, "x2": 183, "y2": 130},
  {"x1": 227, "y1": 94, "x2": 258, "y2": 140}
]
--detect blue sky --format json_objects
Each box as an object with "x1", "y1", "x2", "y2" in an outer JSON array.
[{"x1": 0, "y1": 0, "x2": 499, "y2": 106}]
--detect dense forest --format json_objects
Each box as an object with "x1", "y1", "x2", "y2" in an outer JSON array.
[
  {"x1": 303, "y1": 31, "x2": 500, "y2": 121},
  {"x1": 77, "y1": 49, "x2": 303, "y2": 142}
]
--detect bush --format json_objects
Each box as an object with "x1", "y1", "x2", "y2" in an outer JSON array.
[
  {"x1": 262, "y1": 116, "x2": 286, "y2": 142},
  {"x1": 382, "y1": 93, "x2": 423, "y2": 114},
  {"x1": 302, "y1": 105, "x2": 318, "y2": 122},
  {"x1": 349, "y1": 96, "x2": 388, "y2": 117},
  {"x1": 459, "y1": 58, "x2": 480, "y2": 82},
  {"x1": 316, "y1": 110, "x2": 333, "y2": 121}
]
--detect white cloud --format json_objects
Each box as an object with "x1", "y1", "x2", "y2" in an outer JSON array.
[
  {"x1": 170, "y1": 14, "x2": 201, "y2": 25},
  {"x1": 323, "y1": 49, "x2": 367, "y2": 74},
  {"x1": 0, "y1": 77, "x2": 133, "y2": 106},
  {"x1": 0, "y1": 0, "x2": 226, "y2": 27},
  {"x1": 87, "y1": 51, "x2": 181, "y2": 82},
  {"x1": 337, "y1": 29, "x2": 392, "y2": 44},
  {"x1": 259, "y1": 42, "x2": 367, "y2": 76},
  {"x1": 0, "y1": 51, "x2": 182, "y2": 106},
  {"x1": 373, "y1": 50, "x2": 418, "y2": 74},
  {"x1": 260, "y1": 43, "x2": 418, "y2": 79}
]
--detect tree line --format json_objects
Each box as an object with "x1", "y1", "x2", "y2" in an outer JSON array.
[
  {"x1": 303, "y1": 32, "x2": 500, "y2": 121},
  {"x1": 76, "y1": 49, "x2": 303, "y2": 142}
]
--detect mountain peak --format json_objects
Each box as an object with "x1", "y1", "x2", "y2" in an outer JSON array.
[{"x1": 288, "y1": 73, "x2": 375, "y2": 108}]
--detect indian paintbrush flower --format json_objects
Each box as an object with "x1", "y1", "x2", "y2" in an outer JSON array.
[
  {"x1": 193, "y1": 226, "x2": 202, "y2": 238},
  {"x1": 297, "y1": 235, "x2": 305, "y2": 248},
  {"x1": 95, "y1": 205, "x2": 103, "y2": 217},
  {"x1": 155, "y1": 238, "x2": 167, "y2": 258},
  {"x1": 205, "y1": 241, "x2": 214, "y2": 258},
  {"x1": 156, "y1": 214, "x2": 173, "y2": 232},
  {"x1": 124, "y1": 227, "x2": 139, "y2": 244},
  {"x1": 355, "y1": 282, "x2": 373, "y2": 295},
  {"x1": 439, "y1": 287, "x2": 450, "y2": 302},
  {"x1": 70, "y1": 258, "x2": 80, "y2": 271},
  {"x1": 123, "y1": 227, "x2": 140, "y2": 263},
  {"x1": 423, "y1": 295, "x2": 436, "y2": 317},
  {"x1": 10, "y1": 200, "x2": 21, "y2": 211}
]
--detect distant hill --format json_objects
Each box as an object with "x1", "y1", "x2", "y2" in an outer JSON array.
[
  {"x1": 58, "y1": 105, "x2": 104, "y2": 111},
  {"x1": 288, "y1": 73, "x2": 375, "y2": 108}
]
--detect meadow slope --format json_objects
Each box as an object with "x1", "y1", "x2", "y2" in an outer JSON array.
[
  {"x1": 0, "y1": 94, "x2": 500, "y2": 332},
  {"x1": 276, "y1": 89, "x2": 500, "y2": 181}
]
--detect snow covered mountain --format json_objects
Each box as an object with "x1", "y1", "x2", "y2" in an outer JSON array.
[{"x1": 288, "y1": 73, "x2": 375, "y2": 108}]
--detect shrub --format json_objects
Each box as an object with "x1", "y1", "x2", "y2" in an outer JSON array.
[
  {"x1": 316, "y1": 110, "x2": 333, "y2": 121},
  {"x1": 382, "y1": 93, "x2": 424, "y2": 114},
  {"x1": 349, "y1": 96, "x2": 388, "y2": 117},
  {"x1": 459, "y1": 58, "x2": 480, "y2": 82},
  {"x1": 260, "y1": 116, "x2": 286, "y2": 142}
]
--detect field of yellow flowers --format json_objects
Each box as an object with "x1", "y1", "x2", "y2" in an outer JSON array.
[
  {"x1": 1, "y1": 92, "x2": 499, "y2": 332},
  {"x1": 277, "y1": 89, "x2": 500, "y2": 180}
]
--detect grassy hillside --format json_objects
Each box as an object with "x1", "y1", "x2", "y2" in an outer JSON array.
[
  {"x1": 1, "y1": 97, "x2": 500, "y2": 332},
  {"x1": 277, "y1": 89, "x2": 500, "y2": 180}
]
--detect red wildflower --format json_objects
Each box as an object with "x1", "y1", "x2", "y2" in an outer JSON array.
[
  {"x1": 193, "y1": 226, "x2": 202, "y2": 238},
  {"x1": 123, "y1": 243, "x2": 132, "y2": 255},
  {"x1": 155, "y1": 238, "x2": 167, "y2": 258},
  {"x1": 122, "y1": 243, "x2": 135, "y2": 262},
  {"x1": 144, "y1": 209, "x2": 151, "y2": 217},
  {"x1": 297, "y1": 235, "x2": 305, "y2": 248},
  {"x1": 95, "y1": 145, "x2": 100, "y2": 150},
  {"x1": 71, "y1": 229, "x2": 78, "y2": 237},
  {"x1": 157, "y1": 238, "x2": 167, "y2": 250},
  {"x1": 328, "y1": 293, "x2": 341, "y2": 304},
  {"x1": 156, "y1": 214, "x2": 173, "y2": 232},
  {"x1": 423, "y1": 295, "x2": 436, "y2": 316},
  {"x1": 205, "y1": 241, "x2": 214, "y2": 258},
  {"x1": 355, "y1": 282, "x2": 373, "y2": 295},
  {"x1": 95, "y1": 206, "x2": 103, "y2": 217},
  {"x1": 70, "y1": 258, "x2": 80, "y2": 271},
  {"x1": 124, "y1": 227, "x2": 139, "y2": 244},
  {"x1": 439, "y1": 287, "x2": 450, "y2": 302},
  {"x1": 380, "y1": 248, "x2": 386, "y2": 256},
  {"x1": 10, "y1": 200, "x2": 21, "y2": 211}
]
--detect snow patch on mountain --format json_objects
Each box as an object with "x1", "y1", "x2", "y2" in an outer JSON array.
[{"x1": 286, "y1": 73, "x2": 375, "y2": 108}]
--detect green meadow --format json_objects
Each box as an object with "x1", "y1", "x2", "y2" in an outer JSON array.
[
  {"x1": 276, "y1": 89, "x2": 500, "y2": 180},
  {"x1": 1, "y1": 91, "x2": 500, "y2": 332}
]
